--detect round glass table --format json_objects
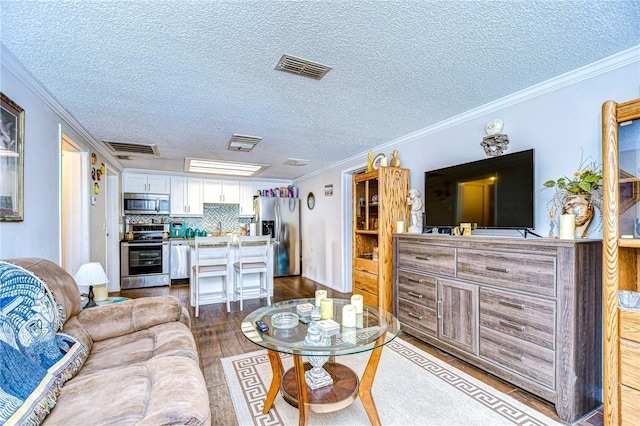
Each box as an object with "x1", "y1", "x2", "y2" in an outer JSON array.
[{"x1": 241, "y1": 298, "x2": 400, "y2": 426}]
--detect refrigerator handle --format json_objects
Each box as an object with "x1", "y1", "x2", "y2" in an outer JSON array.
[{"x1": 274, "y1": 201, "x2": 281, "y2": 240}]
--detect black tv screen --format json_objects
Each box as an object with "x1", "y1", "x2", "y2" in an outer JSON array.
[{"x1": 424, "y1": 149, "x2": 534, "y2": 229}]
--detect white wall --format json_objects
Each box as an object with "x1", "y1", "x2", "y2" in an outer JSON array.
[
  {"x1": 297, "y1": 48, "x2": 640, "y2": 290},
  {"x1": 0, "y1": 45, "x2": 122, "y2": 267}
]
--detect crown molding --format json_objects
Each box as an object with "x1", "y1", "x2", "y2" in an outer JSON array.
[
  {"x1": 1, "y1": 44, "x2": 124, "y2": 172},
  {"x1": 295, "y1": 45, "x2": 640, "y2": 183}
]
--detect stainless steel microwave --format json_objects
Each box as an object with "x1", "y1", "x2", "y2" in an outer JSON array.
[{"x1": 123, "y1": 193, "x2": 170, "y2": 215}]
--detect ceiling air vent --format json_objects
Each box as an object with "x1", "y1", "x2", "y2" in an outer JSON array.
[
  {"x1": 103, "y1": 140, "x2": 159, "y2": 156},
  {"x1": 226, "y1": 134, "x2": 262, "y2": 152},
  {"x1": 275, "y1": 54, "x2": 332, "y2": 80},
  {"x1": 283, "y1": 158, "x2": 310, "y2": 166}
]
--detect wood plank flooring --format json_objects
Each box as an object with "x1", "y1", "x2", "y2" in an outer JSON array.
[{"x1": 115, "y1": 277, "x2": 602, "y2": 426}]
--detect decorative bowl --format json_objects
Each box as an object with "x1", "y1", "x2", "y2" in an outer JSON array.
[
  {"x1": 271, "y1": 312, "x2": 299, "y2": 329},
  {"x1": 619, "y1": 290, "x2": 640, "y2": 310}
]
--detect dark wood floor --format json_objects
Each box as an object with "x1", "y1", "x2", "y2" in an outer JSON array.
[{"x1": 116, "y1": 277, "x2": 603, "y2": 426}]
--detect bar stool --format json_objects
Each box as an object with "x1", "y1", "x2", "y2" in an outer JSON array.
[
  {"x1": 233, "y1": 235, "x2": 271, "y2": 311},
  {"x1": 192, "y1": 235, "x2": 231, "y2": 317}
]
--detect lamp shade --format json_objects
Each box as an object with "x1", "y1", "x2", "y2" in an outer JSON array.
[{"x1": 74, "y1": 262, "x2": 109, "y2": 287}]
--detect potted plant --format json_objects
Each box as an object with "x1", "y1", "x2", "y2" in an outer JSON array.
[{"x1": 543, "y1": 156, "x2": 603, "y2": 238}]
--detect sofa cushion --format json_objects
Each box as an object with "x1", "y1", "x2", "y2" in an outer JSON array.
[
  {"x1": 0, "y1": 261, "x2": 88, "y2": 425},
  {"x1": 44, "y1": 355, "x2": 210, "y2": 425}
]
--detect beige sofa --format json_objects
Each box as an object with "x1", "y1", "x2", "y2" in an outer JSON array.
[{"x1": 1, "y1": 258, "x2": 210, "y2": 425}]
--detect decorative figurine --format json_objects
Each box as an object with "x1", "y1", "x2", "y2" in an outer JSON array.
[
  {"x1": 389, "y1": 149, "x2": 401, "y2": 167},
  {"x1": 407, "y1": 188, "x2": 424, "y2": 233}
]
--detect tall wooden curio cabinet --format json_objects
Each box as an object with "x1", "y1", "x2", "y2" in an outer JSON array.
[
  {"x1": 602, "y1": 98, "x2": 640, "y2": 426},
  {"x1": 352, "y1": 166, "x2": 410, "y2": 312}
]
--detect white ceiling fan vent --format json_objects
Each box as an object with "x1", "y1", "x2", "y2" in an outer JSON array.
[
  {"x1": 275, "y1": 54, "x2": 332, "y2": 80},
  {"x1": 103, "y1": 140, "x2": 159, "y2": 156},
  {"x1": 283, "y1": 158, "x2": 310, "y2": 166},
  {"x1": 226, "y1": 134, "x2": 263, "y2": 152}
]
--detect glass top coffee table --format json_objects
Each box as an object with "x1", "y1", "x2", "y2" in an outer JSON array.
[{"x1": 241, "y1": 298, "x2": 400, "y2": 426}]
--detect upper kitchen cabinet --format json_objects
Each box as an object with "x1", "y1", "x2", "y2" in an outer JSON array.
[
  {"x1": 239, "y1": 181, "x2": 255, "y2": 217},
  {"x1": 203, "y1": 179, "x2": 240, "y2": 204},
  {"x1": 123, "y1": 173, "x2": 170, "y2": 194},
  {"x1": 170, "y1": 177, "x2": 203, "y2": 216}
]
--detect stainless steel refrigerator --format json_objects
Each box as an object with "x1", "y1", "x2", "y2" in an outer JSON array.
[{"x1": 255, "y1": 197, "x2": 300, "y2": 276}]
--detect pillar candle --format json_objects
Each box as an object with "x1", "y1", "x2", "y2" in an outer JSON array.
[
  {"x1": 315, "y1": 289, "x2": 327, "y2": 307},
  {"x1": 396, "y1": 221, "x2": 405, "y2": 233},
  {"x1": 320, "y1": 298, "x2": 334, "y2": 319},
  {"x1": 351, "y1": 294, "x2": 363, "y2": 314},
  {"x1": 93, "y1": 286, "x2": 108, "y2": 302},
  {"x1": 342, "y1": 304, "x2": 357, "y2": 328},
  {"x1": 559, "y1": 214, "x2": 576, "y2": 239}
]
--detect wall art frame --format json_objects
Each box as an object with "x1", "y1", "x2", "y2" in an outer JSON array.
[{"x1": 1, "y1": 93, "x2": 25, "y2": 221}]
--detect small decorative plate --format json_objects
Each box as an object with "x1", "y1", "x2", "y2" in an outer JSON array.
[
  {"x1": 372, "y1": 153, "x2": 386, "y2": 169},
  {"x1": 307, "y1": 192, "x2": 315, "y2": 210}
]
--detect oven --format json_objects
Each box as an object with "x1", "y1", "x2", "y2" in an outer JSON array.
[{"x1": 120, "y1": 222, "x2": 170, "y2": 289}]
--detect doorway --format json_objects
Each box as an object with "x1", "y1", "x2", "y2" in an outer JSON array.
[
  {"x1": 61, "y1": 132, "x2": 89, "y2": 274},
  {"x1": 341, "y1": 164, "x2": 367, "y2": 293}
]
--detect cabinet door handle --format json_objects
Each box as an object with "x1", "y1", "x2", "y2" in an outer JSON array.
[
  {"x1": 408, "y1": 277, "x2": 424, "y2": 284},
  {"x1": 408, "y1": 312, "x2": 422, "y2": 320},
  {"x1": 499, "y1": 319, "x2": 525, "y2": 331},
  {"x1": 499, "y1": 348, "x2": 525, "y2": 362},
  {"x1": 498, "y1": 299, "x2": 525, "y2": 310},
  {"x1": 407, "y1": 291, "x2": 423, "y2": 299},
  {"x1": 486, "y1": 266, "x2": 510, "y2": 273},
  {"x1": 416, "y1": 256, "x2": 432, "y2": 261},
  {"x1": 437, "y1": 300, "x2": 442, "y2": 319}
]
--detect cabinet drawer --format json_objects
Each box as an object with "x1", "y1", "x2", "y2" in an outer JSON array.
[
  {"x1": 621, "y1": 338, "x2": 640, "y2": 391},
  {"x1": 480, "y1": 288, "x2": 555, "y2": 349},
  {"x1": 621, "y1": 384, "x2": 640, "y2": 426},
  {"x1": 397, "y1": 299, "x2": 437, "y2": 337},
  {"x1": 397, "y1": 270, "x2": 436, "y2": 309},
  {"x1": 480, "y1": 327, "x2": 555, "y2": 389},
  {"x1": 354, "y1": 257, "x2": 377, "y2": 274},
  {"x1": 353, "y1": 269, "x2": 378, "y2": 297},
  {"x1": 354, "y1": 289, "x2": 378, "y2": 307},
  {"x1": 458, "y1": 249, "x2": 556, "y2": 297},
  {"x1": 397, "y1": 241, "x2": 455, "y2": 277}
]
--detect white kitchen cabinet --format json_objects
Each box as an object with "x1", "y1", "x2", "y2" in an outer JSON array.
[
  {"x1": 123, "y1": 173, "x2": 170, "y2": 194},
  {"x1": 203, "y1": 179, "x2": 240, "y2": 204},
  {"x1": 239, "y1": 181, "x2": 255, "y2": 216},
  {"x1": 170, "y1": 177, "x2": 203, "y2": 216}
]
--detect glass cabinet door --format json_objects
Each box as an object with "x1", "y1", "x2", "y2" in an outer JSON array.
[{"x1": 618, "y1": 119, "x2": 640, "y2": 238}]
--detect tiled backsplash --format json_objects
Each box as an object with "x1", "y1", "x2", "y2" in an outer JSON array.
[{"x1": 126, "y1": 204, "x2": 251, "y2": 234}]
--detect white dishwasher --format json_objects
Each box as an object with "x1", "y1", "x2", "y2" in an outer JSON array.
[{"x1": 169, "y1": 239, "x2": 190, "y2": 284}]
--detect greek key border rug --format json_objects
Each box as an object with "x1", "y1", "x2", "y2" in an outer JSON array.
[{"x1": 221, "y1": 337, "x2": 562, "y2": 426}]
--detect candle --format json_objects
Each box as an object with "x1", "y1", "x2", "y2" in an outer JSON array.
[
  {"x1": 93, "y1": 286, "x2": 108, "y2": 302},
  {"x1": 342, "y1": 304, "x2": 357, "y2": 328},
  {"x1": 396, "y1": 221, "x2": 405, "y2": 233},
  {"x1": 320, "y1": 298, "x2": 334, "y2": 319},
  {"x1": 351, "y1": 294, "x2": 363, "y2": 314},
  {"x1": 315, "y1": 289, "x2": 327, "y2": 306},
  {"x1": 559, "y1": 214, "x2": 576, "y2": 239}
]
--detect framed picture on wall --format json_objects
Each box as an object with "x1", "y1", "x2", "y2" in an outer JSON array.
[{"x1": 0, "y1": 93, "x2": 24, "y2": 221}]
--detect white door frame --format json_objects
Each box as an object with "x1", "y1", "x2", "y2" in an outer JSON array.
[
  {"x1": 105, "y1": 167, "x2": 120, "y2": 291},
  {"x1": 341, "y1": 163, "x2": 367, "y2": 293}
]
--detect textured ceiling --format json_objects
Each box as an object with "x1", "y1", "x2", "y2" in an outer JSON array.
[{"x1": 2, "y1": 1, "x2": 639, "y2": 180}]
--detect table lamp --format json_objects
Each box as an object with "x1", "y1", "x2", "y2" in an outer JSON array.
[{"x1": 74, "y1": 262, "x2": 109, "y2": 308}]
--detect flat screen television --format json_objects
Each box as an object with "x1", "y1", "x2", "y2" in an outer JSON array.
[{"x1": 424, "y1": 149, "x2": 534, "y2": 229}]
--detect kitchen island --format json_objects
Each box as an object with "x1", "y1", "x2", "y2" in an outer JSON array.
[{"x1": 186, "y1": 236, "x2": 275, "y2": 309}]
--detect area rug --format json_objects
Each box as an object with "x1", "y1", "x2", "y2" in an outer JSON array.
[{"x1": 222, "y1": 337, "x2": 562, "y2": 426}]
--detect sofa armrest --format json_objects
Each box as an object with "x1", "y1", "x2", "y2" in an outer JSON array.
[{"x1": 76, "y1": 295, "x2": 185, "y2": 342}]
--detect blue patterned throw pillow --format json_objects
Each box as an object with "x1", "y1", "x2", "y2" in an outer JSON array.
[{"x1": 0, "y1": 261, "x2": 88, "y2": 425}]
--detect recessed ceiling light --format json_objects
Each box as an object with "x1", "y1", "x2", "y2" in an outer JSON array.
[
  {"x1": 185, "y1": 158, "x2": 268, "y2": 177},
  {"x1": 226, "y1": 134, "x2": 263, "y2": 152}
]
